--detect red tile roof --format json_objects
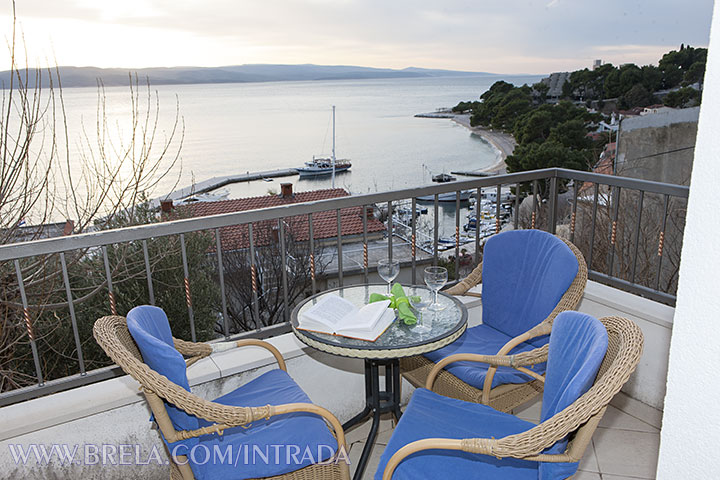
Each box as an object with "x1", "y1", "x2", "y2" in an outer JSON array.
[{"x1": 177, "y1": 188, "x2": 385, "y2": 251}]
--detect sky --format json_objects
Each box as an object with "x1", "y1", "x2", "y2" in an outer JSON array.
[{"x1": 0, "y1": 0, "x2": 714, "y2": 74}]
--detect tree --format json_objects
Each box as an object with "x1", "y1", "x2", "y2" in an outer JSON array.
[
  {"x1": 507, "y1": 140, "x2": 589, "y2": 174},
  {"x1": 663, "y1": 87, "x2": 700, "y2": 108},
  {"x1": 222, "y1": 219, "x2": 331, "y2": 333},
  {"x1": 621, "y1": 84, "x2": 655, "y2": 109},
  {"x1": 548, "y1": 119, "x2": 593, "y2": 151},
  {"x1": 0, "y1": 6, "x2": 213, "y2": 392}
]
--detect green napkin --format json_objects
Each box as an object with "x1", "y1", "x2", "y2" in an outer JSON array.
[{"x1": 369, "y1": 283, "x2": 418, "y2": 325}]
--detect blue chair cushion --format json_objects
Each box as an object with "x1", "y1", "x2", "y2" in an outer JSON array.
[
  {"x1": 538, "y1": 312, "x2": 607, "y2": 480},
  {"x1": 169, "y1": 369, "x2": 338, "y2": 480},
  {"x1": 482, "y1": 230, "x2": 579, "y2": 340},
  {"x1": 423, "y1": 323, "x2": 546, "y2": 389},
  {"x1": 374, "y1": 388, "x2": 539, "y2": 480},
  {"x1": 126, "y1": 306, "x2": 199, "y2": 435}
]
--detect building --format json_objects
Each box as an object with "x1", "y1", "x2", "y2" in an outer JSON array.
[
  {"x1": 617, "y1": 106, "x2": 700, "y2": 185},
  {"x1": 177, "y1": 183, "x2": 386, "y2": 251}
]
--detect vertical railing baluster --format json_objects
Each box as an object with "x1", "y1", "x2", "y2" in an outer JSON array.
[
  {"x1": 433, "y1": 194, "x2": 439, "y2": 266},
  {"x1": 14, "y1": 260, "x2": 43, "y2": 384},
  {"x1": 387, "y1": 201, "x2": 393, "y2": 261},
  {"x1": 60, "y1": 252, "x2": 86, "y2": 375},
  {"x1": 179, "y1": 234, "x2": 196, "y2": 342},
  {"x1": 548, "y1": 176, "x2": 558, "y2": 234},
  {"x1": 495, "y1": 184, "x2": 502, "y2": 234},
  {"x1": 308, "y1": 214, "x2": 317, "y2": 294},
  {"x1": 475, "y1": 187, "x2": 481, "y2": 264},
  {"x1": 514, "y1": 183, "x2": 521, "y2": 231},
  {"x1": 588, "y1": 183, "x2": 600, "y2": 271},
  {"x1": 531, "y1": 180, "x2": 538, "y2": 229},
  {"x1": 455, "y1": 191, "x2": 460, "y2": 281},
  {"x1": 570, "y1": 181, "x2": 579, "y2": 243},
  {"x1": 214, "y1": 228, "x2": 230, "y2": 338},
  {"x1": 607, "y1": 186, "x2": 621, "y2": 278},
  {"x1": 656, "y1": 195, "x2": 670, "y2": 291},
  {"x1": 630, "y1": 191, "x2": 645, "y2": 284},
  {"x1": 411, "y1": 198, "x2": 417, "y2": 284},
  {"x1": 248, "y1": 224, "x2": 261, "y2": 326},
  {"x1": 361, "y1": 208, "x2": 368, "y2": 283},
  {"x1": 336, "y1": 209, "x2": 343, "y2": 287},
  {"x1": 279, "y1": 219, "x2": 289, "y2": 322},
  {"x1": 142, "y1": 240, "x2": 155, "y2": 305},
  {"x1": 102, "y1": 246, "x2": 117, "y2": 315}
]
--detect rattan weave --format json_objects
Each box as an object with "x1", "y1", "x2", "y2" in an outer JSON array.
[
  {"x1": 401, "y1": 237, "x2": 587, "y2": 411},
  {"x1": 383, "y1": 315, "x2": 644, "y2": 479},
  {"x1": 93, "y1": 315, "x2": 349, "y2": 480}
]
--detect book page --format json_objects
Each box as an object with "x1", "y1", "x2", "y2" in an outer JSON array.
[
  {"x1": 339, "y1": 300, "x2": 390, "y2": 331},
  {"x1": 301, "y1": 294, "x2": 358, "y2": 330},
  {"x1": 335, "y1": 308, "x2": 396, "y2": 341}
]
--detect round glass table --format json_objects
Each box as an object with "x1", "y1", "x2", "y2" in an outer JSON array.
[{"x1": 290, "y1": 283, "x2": 467, "y2": 480}]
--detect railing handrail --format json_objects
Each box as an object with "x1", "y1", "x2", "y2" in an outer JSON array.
[
  {"x1": 0, "y1": 168, "x2": 688, "y2": 261},
  {"x1": 554, "y1": 168, "x2": 690, "y2": 197}
]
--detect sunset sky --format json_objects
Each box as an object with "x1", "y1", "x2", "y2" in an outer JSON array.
[{"x1": 0, "y1": 0, "x2": 714, "y2": 74}]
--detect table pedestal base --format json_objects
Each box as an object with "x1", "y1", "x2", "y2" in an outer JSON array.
[{"x1": 342, "y1": 358, "x2": 402, "y2": 480}]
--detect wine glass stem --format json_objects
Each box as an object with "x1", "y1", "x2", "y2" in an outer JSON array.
[
  {"x1": 433, "y1": 289, "x2": 438, "y2": 305},
  {"x1": 388, "y1": 282, "x2": 391, "y2": 294}
]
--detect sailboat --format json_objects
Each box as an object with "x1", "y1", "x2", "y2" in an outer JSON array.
[{"x1": 294, "y1": 106, "x2": 351, "y2": 183}]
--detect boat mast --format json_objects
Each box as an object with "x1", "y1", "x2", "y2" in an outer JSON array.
[{"x1": 331, "y1": 105, "x2": 336, "y2": 188}]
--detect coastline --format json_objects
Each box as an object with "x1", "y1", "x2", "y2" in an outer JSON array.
[{"x1": 451, "y1": 114, "x2": 515, "y2": 174}]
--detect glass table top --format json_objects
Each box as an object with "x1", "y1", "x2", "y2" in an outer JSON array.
[{"x1": 291, "y1": 283, "x2": 467, "y2": 352}]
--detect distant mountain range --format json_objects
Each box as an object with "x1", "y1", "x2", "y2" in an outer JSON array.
[{"x1": 0, "y1": 64, "x2": 492, "y2": 88}]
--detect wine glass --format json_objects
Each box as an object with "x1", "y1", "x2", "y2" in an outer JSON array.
[
  {"x1": 409, "y1": 287, "x2": 432, "y2": 334},
  {"x1": 424, "y1": 266, "x2": 448, "y2": 311},
  {"x1": 378, "y1": 259, "x2": 400, "y2": 294}
]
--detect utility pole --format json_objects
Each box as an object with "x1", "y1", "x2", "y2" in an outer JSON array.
[{"x1": 331, "y1": 105, "x2": 336, "y2": 189}]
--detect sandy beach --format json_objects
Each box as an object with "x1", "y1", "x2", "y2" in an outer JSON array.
[{"x1": 451, "y1": 114, "x2": 516, "y2": 174}]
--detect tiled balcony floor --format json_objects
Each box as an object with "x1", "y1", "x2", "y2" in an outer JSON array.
[{"x1": 346, "y1": 393, "x2": 662, "y2": 480}]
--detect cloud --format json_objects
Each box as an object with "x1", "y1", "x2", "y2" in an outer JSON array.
[{"x1": 0, "y1": 0, "x2": 713, "y2": 74}]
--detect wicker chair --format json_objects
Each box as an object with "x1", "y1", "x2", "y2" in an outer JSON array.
[
  {"x1": 93, "y1": 309, "x2": 349, "y2": 480},
  {"x1": 401, "y1": 230, "x2": 587, "y2": 412},
  {"x1": 378, "y1": 314, "x2": 644, "y2": 480}
]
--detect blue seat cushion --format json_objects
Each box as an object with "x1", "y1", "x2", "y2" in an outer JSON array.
[
  {"x1": 375, "y1": 388, "x2": 538, "y2": 480},
  {"x1": 482, "y1": 230, "x2": 579, "y2": 339},
  {"x1": 538, "y1": 312, "x2": 607, "y2": 480},
  {"x1": 126, "y1": 306, "x2": 199, "y2": 435},
  {"x1": 423, "y1": 323, "x2": 546, "y2": 390},
  {"x1": 168, "y1": 369, "x2": 338, "y2": 480}
]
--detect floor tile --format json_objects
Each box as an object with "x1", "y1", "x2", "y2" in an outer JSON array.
[
  {"x1": 572, "y1": 471, "x2": 602, "y2": 480},
  {"x1": 513, "y1": 397, "x2": 542, "y2": 423},
  {"x1": 345, "y1": 413, "x2": 396, "y2": 445},
  {"x1": 602, "y1": 475, "x2": 654, "y2": 480},
  {"x1": 598, "y1": 405, "x2": 659, "y2": 433},
  {"x1": 610, "y1": 392, "x2": 664, "y2": 430},
  {"x1": 577, "y1": 439, "x2": 600, "y2": 473},
  {"x1": 349, "y1": 440, "x2": 385, "y2": 480},
  {"x1": 593, "y1": 427, "x2": 659, "y2": 478}
]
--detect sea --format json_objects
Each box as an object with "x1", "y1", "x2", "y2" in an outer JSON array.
[{"x1": 56, "y1": 74, "x2": 543, "y2": 236}]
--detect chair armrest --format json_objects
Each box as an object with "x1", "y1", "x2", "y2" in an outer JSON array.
[
  {"x1": 481, "y1": 322, "x2": 552, "y2": 403},
  {"x1": 142, "y1": 370, "x2": 345, "y2": 451},
  {"x1": 173, "y1": 338, "x2": 286, "y2": 371},
  {"x1": 381, "y1": 433, "x2": 574, "y2": 480},
  {"x1": 210, "y1": 339, "x2": 287, "y2": 371},
  {"x1": 176, "y1": 401, "x2": 346, "y2": 452},
  {"x1": 425, "y1": 346, "x2": 549, "y2": 391},
  {"x1": 444, "y1": 262, "x2": 483, "y2": 296}
]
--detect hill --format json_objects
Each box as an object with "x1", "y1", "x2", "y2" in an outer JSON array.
[{"x1": 0, "y1": 63, "x2": 488, "y2": 88}]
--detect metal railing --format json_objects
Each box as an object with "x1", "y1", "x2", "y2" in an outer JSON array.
[{"x1": 0, "y1": 168, "x2": 689, "y2": 406}]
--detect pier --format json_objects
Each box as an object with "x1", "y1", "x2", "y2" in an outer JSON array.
[{"x1": 150, "y1": 168, "x2": 298, "y2": 208}]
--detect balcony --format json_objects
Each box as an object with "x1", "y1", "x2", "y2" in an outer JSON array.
[{"x1": 0, "y1": 168, "x2": 683, "y2": 478}]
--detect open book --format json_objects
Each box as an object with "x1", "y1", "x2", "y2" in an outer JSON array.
[{"x1": 297, "y1": 295, "x2": 395, "y2": 341}]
